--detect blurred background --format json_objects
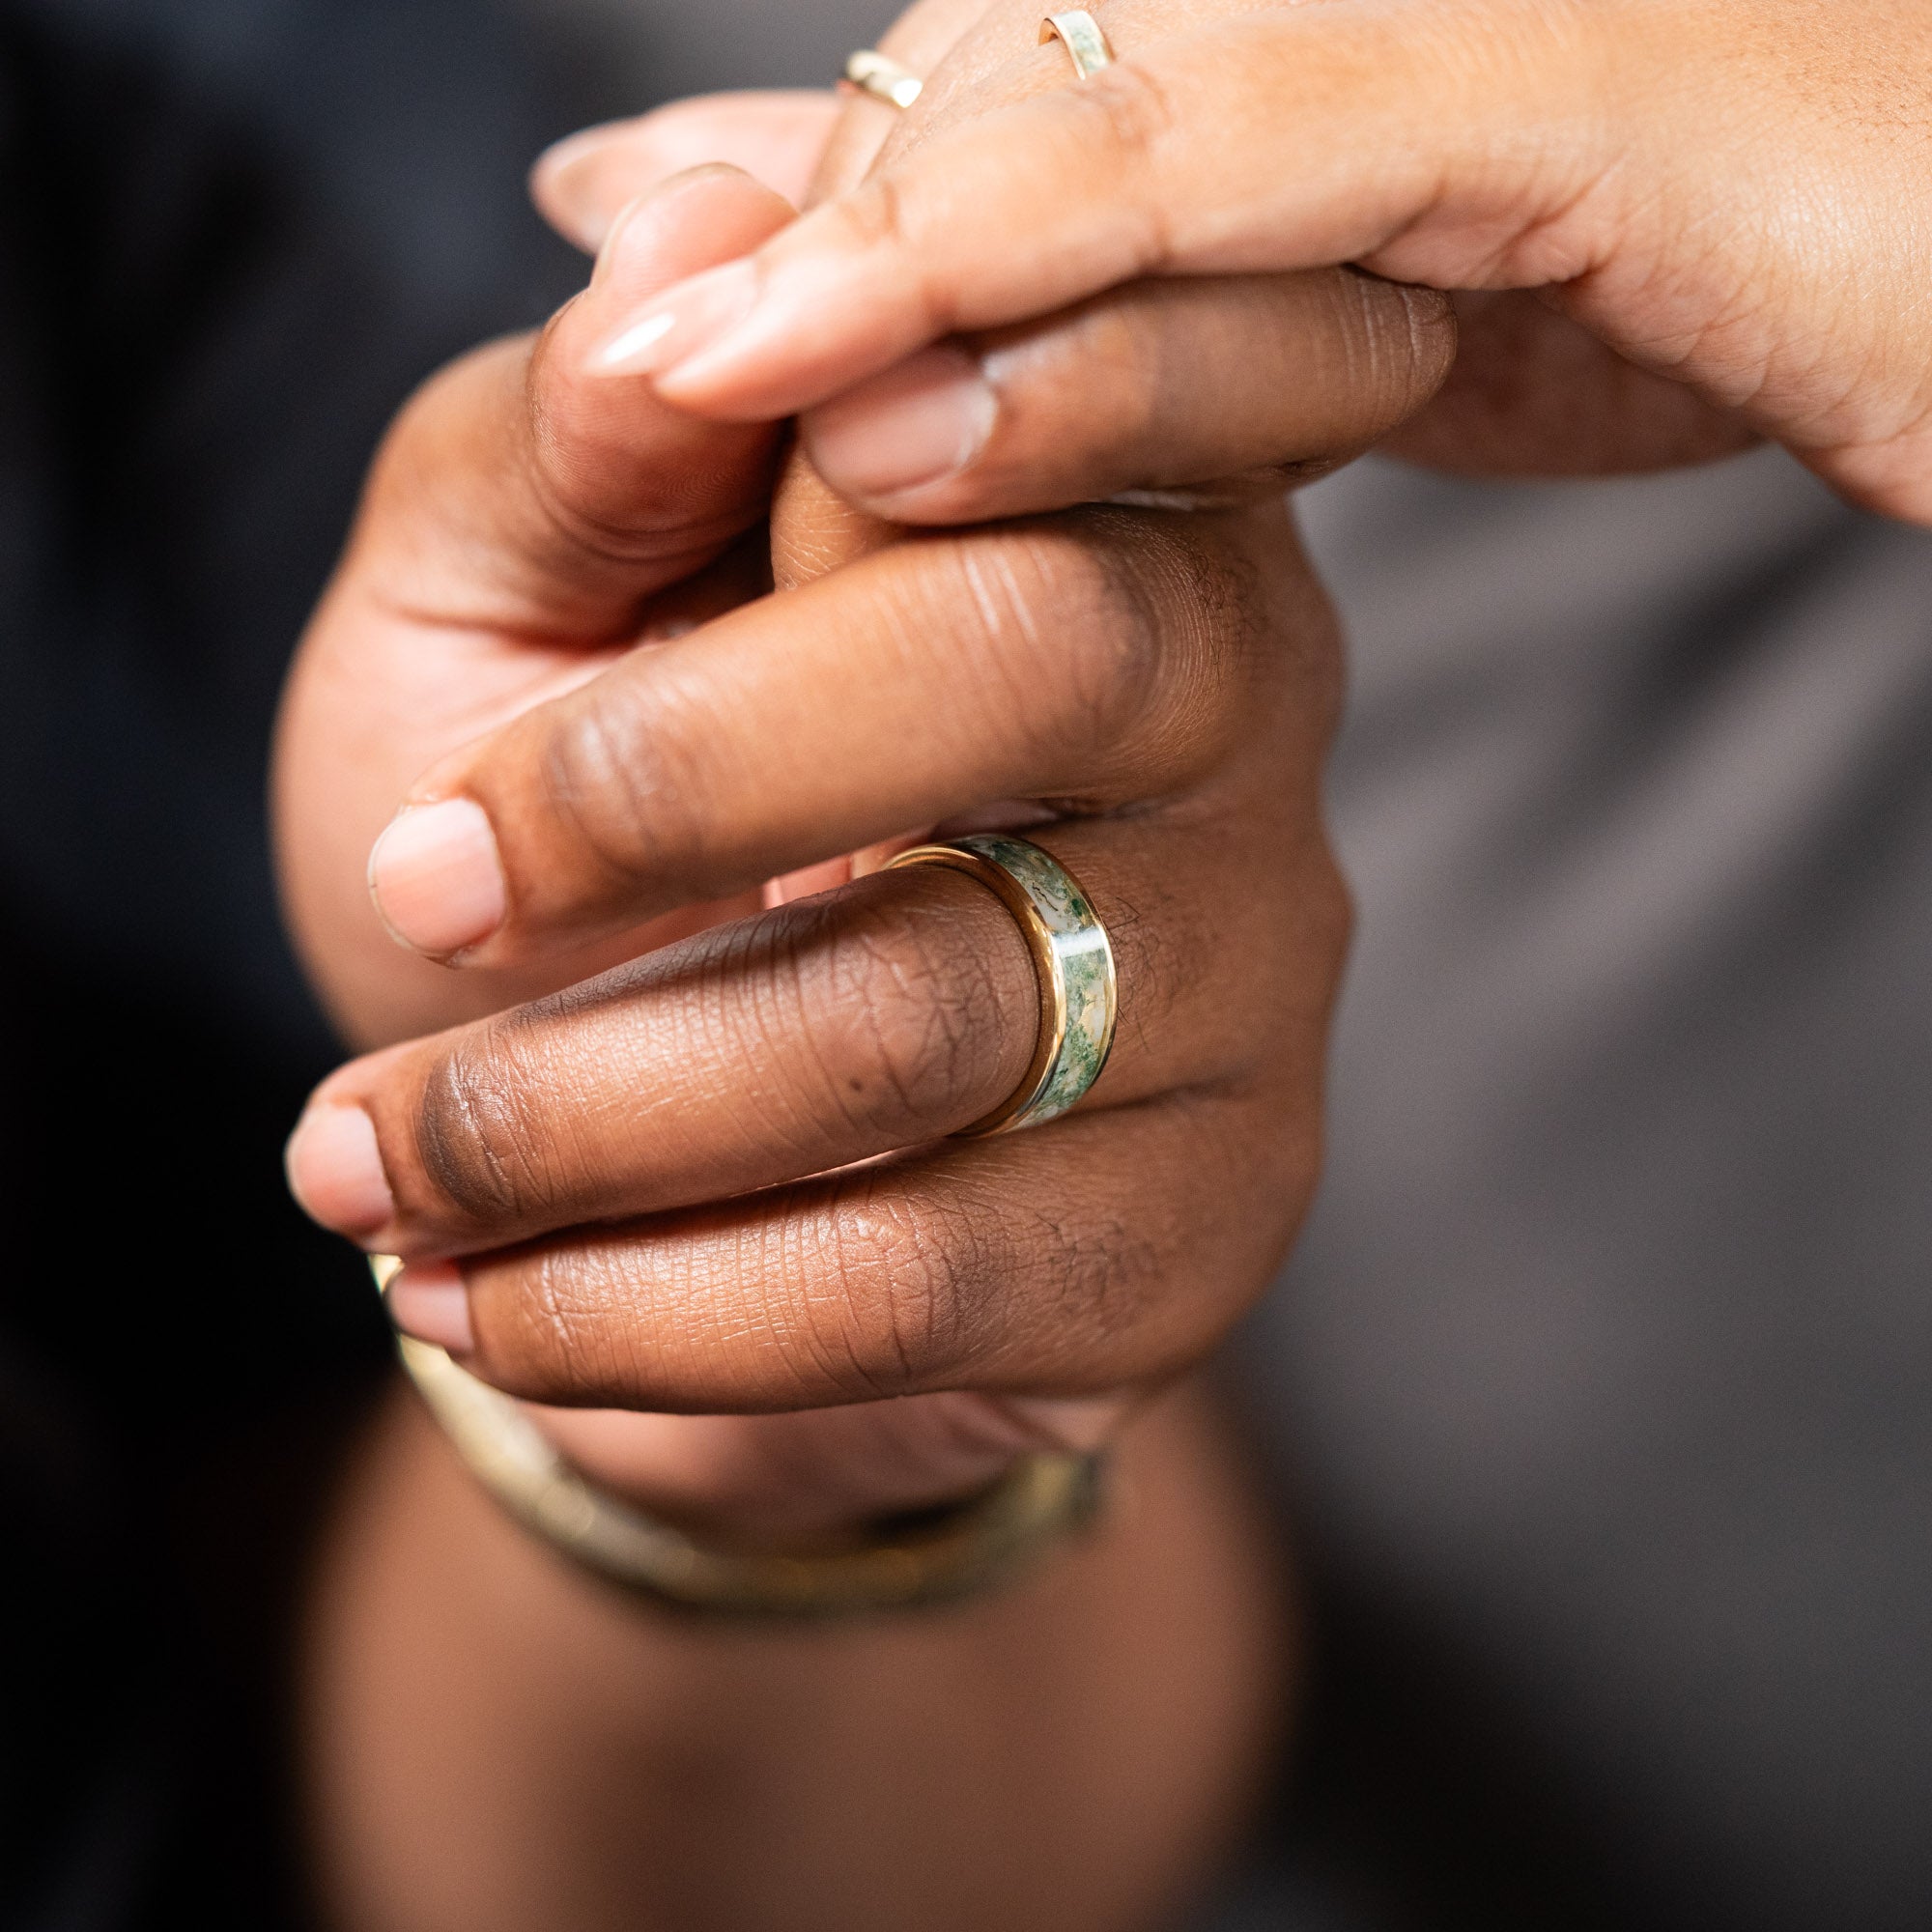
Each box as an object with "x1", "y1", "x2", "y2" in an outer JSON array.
[
  {"x1": 0, "y1": 2, "x2": 876, "y2": 1919},
  {"x1": 4, "y1": 4, "x2": 1931, "y2": 1929}
]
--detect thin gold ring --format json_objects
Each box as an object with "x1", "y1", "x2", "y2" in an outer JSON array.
[
  {"x1": 1038, "y1": 10, "x2": 1115, "y2": 78},
  {"x1": 843, "y1": 48, "x2": 923, "y2": 109},
  {"x1": 885, "y1": 834, "x2": 1117, "y2": 1136}
]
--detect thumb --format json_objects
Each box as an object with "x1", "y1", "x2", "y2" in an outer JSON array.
[
  {"x1": 275, "y1": 164, "x2": 800, "y2": 1045},
  {"x1": 345, "y1": 162, "x2": 799, "y2": 648}
]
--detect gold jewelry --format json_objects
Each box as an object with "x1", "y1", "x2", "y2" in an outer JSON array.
[
  {"x1": 885, "y1": 833, "x2": 1117, "y2": 1136},
  {"x1": 1038, "y1": 10, "x2": 1115, "y2": 78},
  {"x1": 843, "y1": 48, "x2": 923, "y2": 109},
  {"x1": 374, "y1": 1259, "x2": 1100, "y2": 1616}
]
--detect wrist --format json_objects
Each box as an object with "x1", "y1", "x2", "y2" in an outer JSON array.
[
  {"x1": 526, "y1": 1390, "x2": 1123, "y2": 1553},
  {"x1": 400, "y1": 1336, "x2": 1104, "y2": 1614}
]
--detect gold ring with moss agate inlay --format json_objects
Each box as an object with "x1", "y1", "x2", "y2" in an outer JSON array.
[{"x1": 884, "y1": 833, "x2": 1117, "y2": 1136}]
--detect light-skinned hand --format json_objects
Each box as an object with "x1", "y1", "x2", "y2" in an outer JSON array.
[{"x1": 575, "y1": 0, "x2": 1932, "y2": 520}]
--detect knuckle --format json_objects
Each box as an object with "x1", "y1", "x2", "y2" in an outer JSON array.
[
  {"x1": 982, "y1": 1175, "x2": 1172, "y2": 1381},
  {"x1": 1099, "y1": 1120, "x2": 1301, "y2": 1379},
  {"x1": 810, "y1": 1181, "x2": 1003, "y2": 1394},
  {"x1": 1077, "y1": 512, "x2": 1267, "y2": 783},
  {"x1": 826, "y1": 170, "x2": 910, "y2": 255},
  {"x1": 534, "y1": 671, "x2": 715, "y2": 899},
  {"x1": 952, "y1": 526, "x2": 1168, "y2": 777},
  {"x1": 699, "y1": 880, "x2": 1038, "y2": 1175},
  {"x1": 1058, "y1": 67, "x2": 1182, "y2": 271},
  {"x1": 825, "y1": 176, "x2": 958, "y2": 338},
  {"x1": 812, "y1": 896, "x2": 1015, "y2": 1134},
  {"x1": 411, "y1": 1021, "x2": 567, "y2": 1228},
  {"x1": 949, "y1": 514, "x2": 1283, "y2": 801}
]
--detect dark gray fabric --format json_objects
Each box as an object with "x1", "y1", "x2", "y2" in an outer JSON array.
[{"x1": 1224, "y1": 449, "x2": 1932, "y2": 1929}]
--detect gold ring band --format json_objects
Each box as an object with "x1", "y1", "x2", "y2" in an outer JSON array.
[
  {"x1": 885, "y1": 833, "x2": 1117, "y2": 1136},
  {"x1": 1038, "y1": 10, "x2": 1115, "y2": 78},
  {"x1": 843, "y1": 48, "x2": 923, "y2": 109}
]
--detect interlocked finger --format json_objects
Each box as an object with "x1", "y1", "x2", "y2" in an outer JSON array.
[
  {"x1": 364, "y1": 498, "x2": 1333, "y2": 973},
  {"x1": 289, "y1": 801, "x2": 1343, "y2": 1264},
  {"x1": 390, "y1": 1086, "x2": 1321, "y2": 1415}
]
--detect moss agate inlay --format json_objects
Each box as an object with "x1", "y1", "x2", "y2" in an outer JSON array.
[{"x1": 937, "y1": 833, "x2": 1117, "y2": 1132}]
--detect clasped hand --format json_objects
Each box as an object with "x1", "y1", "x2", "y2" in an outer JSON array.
[
  {"x1": 281, "y1": 0, "x2": 1932, "y2": 1547},
  {"x1": 274, "y1": 32, "x2": 1438, "y2": 1540},
  {"x1": 599, "y1": 0, "x2": 1932, "y2": 520}
]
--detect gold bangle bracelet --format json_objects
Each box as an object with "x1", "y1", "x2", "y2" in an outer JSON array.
[{"x1": 378, "y1": 1263, "x2": 1101, "y2": 1617}]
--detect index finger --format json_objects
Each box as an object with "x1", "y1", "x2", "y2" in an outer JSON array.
[
  {"x1": 582, "y1": 0, "x2": 1612, "y2": 421},
  {"x1": 361, "y1": 498, "x2": 1330, "y2": 970}
]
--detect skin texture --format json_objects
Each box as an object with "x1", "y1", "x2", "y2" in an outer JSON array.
[
  {"x1": 582, "y1": 0, "x2": 1932, "y2": 523},
  {"x1": 275, "y1": 100, "x2": 1436, "y2": 1530},
  {"x1": 275, "y1": 52, "x2": 1417, "y2": 1928},
  {"x1": 535, "y1": 64, "x2": 1455, "y2": 530},
  {"x1": 278, "y1": 3, "x2": 1932, "y2": 1919}
]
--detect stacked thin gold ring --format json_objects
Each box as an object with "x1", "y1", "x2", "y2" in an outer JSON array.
[
  {"x1": 845, "y1": 9, "x2": 1114, "y2": 115},
  {"x1": 843, "y1": 48, "x2": 923, "y2": 109},
  {"x1": 1038, "y1": 10, "x2": 1116, "y2": 77}
]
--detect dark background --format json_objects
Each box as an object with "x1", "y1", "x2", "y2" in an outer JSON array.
[{"x1": 0, "y1": 4, "x2": 614, "y2": 1920}]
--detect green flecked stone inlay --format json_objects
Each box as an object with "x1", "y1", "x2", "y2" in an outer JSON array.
[{"x1": 954, "y1": 835, "x2": 1116, "y2": 1127}]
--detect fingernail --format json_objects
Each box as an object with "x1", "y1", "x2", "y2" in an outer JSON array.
[
  {"x1": 532, "y1": 121, "x2": 632, "y2": 250},
  {"x1": 587, "y1": 256, "x2": 759, "y2": 380},
  {"x1": 384, "y1": 1258, "x2": 475, "y2": 1355},
  {"x1": 285, "y1": 1104, "x2": 395, "y2": 1238},
  {"x1": 367, "y1": 799, "x2": 506, "y2": 959},
  {"x1": 804, "y1": 346, "x2": 997, "y2": 500}
]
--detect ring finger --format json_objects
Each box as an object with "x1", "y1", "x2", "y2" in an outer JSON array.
[{"x1": 287, "y1": 798, "x2": 1339, "y2": 1264}]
